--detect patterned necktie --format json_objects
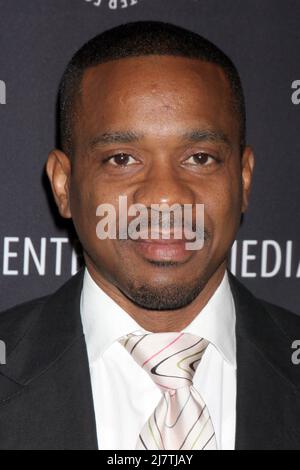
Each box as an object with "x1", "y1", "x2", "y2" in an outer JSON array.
[{"x1": 118, "y1": 330, "x2": 217, "y2": 450}]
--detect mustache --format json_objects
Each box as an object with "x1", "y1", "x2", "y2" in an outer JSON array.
[{"x1": 124, "y1": 206, "x2": 208, "y2": 240}]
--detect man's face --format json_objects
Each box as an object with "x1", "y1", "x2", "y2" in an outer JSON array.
[{"x1": 48, "y1": 55, "x2": 254, "y2": 310}]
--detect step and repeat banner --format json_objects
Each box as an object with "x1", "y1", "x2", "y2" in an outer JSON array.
[{"x1": 0, "y1": 0, "x2": 299, "y2": 313}]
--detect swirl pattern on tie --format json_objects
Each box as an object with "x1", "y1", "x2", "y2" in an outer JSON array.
[{"x1": 118, "y1": 331, "x2": 217, "y2": 450}]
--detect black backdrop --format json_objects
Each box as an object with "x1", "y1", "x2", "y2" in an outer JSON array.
[{"x1": 0, "y1": 0, "x2": 299, "y2": 314}]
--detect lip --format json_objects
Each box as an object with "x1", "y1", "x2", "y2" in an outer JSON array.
[
  {"x1": 136, "y1": 237, "x2": 190, "y2": 244},
  {"x1": 131, "y1": 229, "x2": 196, "y2": 243},
  {"x1": 133, "y1": 238, "x2": 194, "y2": 263}
]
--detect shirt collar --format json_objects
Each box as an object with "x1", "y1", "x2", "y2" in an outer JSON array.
[
  {"x1": 183, "y1": 270, "x2": 236, "y2": 368},
  {"x1": 80, "y1": 268, "x2": 236, "y2": 368}
]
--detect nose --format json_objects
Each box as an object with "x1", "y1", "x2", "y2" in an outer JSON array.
[{"x1": 132, "y1": 162, "x2": 195, "y2": 208}]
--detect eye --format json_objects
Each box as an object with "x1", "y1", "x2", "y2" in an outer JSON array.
[
  {"x1": 105, "y1": 153, "x2": 136, "y2": 166},
  {"x1": 184, "y1": 152, "x2": 217, "y2": 166}
]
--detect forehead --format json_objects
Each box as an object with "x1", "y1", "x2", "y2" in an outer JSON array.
[{"x1": 76, "y1": 55, "x2": 235, "y2": 142}]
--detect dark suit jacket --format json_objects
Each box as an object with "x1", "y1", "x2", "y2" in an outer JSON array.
[{"x1": 0, "y1": 269, "x2": 299, "y2": 450}]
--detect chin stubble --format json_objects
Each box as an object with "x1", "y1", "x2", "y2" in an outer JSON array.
[{"x1": 121, "y1": 274, "x2": 207, "y2": 311}]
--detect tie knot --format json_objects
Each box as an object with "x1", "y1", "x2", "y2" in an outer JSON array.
[{"x1": 119, "y1": 331, "x2": 208, "y2": 393}]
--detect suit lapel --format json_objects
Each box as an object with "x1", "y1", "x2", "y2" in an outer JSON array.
[{"x1": 228, "y1": 271, "x2": 300, "y2": 450}]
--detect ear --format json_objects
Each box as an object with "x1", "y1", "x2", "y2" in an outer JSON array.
[
  {"x1": 241, "y1": 145, "x2": 255, "y2": 213},
  {"x1": 46, "y1": 149, "x2": 72, "y2": 219}
]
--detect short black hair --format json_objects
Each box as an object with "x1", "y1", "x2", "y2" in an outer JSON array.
[{"x1": 58, "y1": 21, "x2": 246, "y2": 157}]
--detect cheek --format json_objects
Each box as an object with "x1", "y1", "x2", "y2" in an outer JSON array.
[
  {"x1": 203, "y1": 175, "x2": 243, "y2": 236},
  {"x1": 70, "y1": 176, "x2": 124, "y2": 251},
  {"x1": 69, "y1": 175, "x2": 99, "y2": 244}
]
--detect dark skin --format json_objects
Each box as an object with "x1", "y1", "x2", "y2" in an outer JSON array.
[{"x1": 46, "y1": 55, "x2": 254, "y2": 332}]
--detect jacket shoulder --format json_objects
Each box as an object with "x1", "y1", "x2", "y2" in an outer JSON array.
[
  {"x1": 0, "y1": 294, "x2": 50, "y2": 323},
  {"x1": 0, "y1": 295, "x2": 50, "y2": 315},
  {"x1": 0, "y1": 270, "x2": 85, "y2": 356},
  {"x1": 227, "y1": 270, "x2": 300, "y2": 340},
  {"x1": 259, "y1": 298, "x2": 300, "y2": 337},
  {"x1": 0, "y1": 295, "x2": 50, "y2": 355}
]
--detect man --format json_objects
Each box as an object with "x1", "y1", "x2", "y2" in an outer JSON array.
[{"x1": 0, "y1": 21, "x2": 299, "y2": 450}]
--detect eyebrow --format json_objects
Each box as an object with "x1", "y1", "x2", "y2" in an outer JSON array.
[
  {"x1": 88, "y1": 131, "x2": 142, "y2": 149},
  {"x1": 87, "y1": 128, "x2": 231, "y2": 150},
  {"x1": 182, "y1": 129, "x2": 231, "y2": 146}
]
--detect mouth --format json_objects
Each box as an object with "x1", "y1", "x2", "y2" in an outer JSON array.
[{"x1": 132, "y1": 237, "x2": 196, "y2": 263}]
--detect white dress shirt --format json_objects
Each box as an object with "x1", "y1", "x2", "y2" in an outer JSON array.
[{"x1": 80, "y1": 268, "x2": 237, "y2": 450}]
